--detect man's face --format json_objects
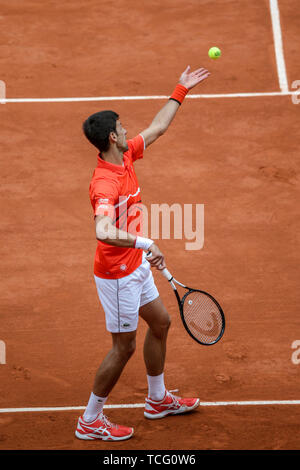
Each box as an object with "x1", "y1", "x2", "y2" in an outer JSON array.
[{"x1": 115, "y1": 119, "x2": 128, "y2": 152}]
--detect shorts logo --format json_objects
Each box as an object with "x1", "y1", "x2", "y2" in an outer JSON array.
[{"x1": 122, "y1": 323, "x2": 130, "y2": 328}]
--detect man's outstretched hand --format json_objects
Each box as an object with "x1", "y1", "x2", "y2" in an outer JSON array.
[{"x1": 179, "y1": 65, "x2": 210, "y2": 90}]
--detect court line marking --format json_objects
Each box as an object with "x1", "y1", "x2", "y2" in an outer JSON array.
[
  {"x1": 0, "y1": 2, "x2": 291, "y2": 104},
  {"x1": 1, "y1": 400, "x2": 300, "y2": 413},
  {"x1": 269, "y1": 0, "x2": 289, "y2": 93},
  {"x1": 1, "y1": 91, "x2": 298, "y2": 104}
]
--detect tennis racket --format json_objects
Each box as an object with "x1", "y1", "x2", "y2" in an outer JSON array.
[{"x1": 148, "y1": 256, "x2": 225, "y2": 345}]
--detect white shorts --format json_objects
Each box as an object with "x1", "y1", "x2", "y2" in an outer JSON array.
[{"x1": 94, "y1": 256, "x2": 159, "y2": 333}]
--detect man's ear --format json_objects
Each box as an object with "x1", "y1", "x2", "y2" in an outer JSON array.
[{"x1": 109, "y1": 131, "x2": 117, "y2": 144}]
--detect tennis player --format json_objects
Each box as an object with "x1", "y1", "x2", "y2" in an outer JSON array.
[{"x1": 75, "y1": 66, "x2": 210, "y2": 441}]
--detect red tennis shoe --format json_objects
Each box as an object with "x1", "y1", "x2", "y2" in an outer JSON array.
[
  {"x1": 144, "y1": 391, "x2": 200, "y2": 419},
  {"x1": 75, "y1": 413, "x2": 134, "y2": 441}
]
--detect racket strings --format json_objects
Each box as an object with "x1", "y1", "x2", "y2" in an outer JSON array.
[{"x1": 182, "y1": 291, "x2": 223, "y2": 344}]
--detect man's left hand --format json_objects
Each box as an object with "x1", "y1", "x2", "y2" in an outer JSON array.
[{"x1": 179, "y1": 65, "x2": 210, "y2": 90}]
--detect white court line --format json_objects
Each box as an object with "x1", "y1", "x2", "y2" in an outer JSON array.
[
  {"x1": 269, "y1": 0, "x2": 289, "y2": 93},
  {"x1": 1, "y1": 400, "x2": 300, "y2": 413},
  {"x1": 0, "y1": 3, "x2": 291, "y2": 104},
  {"x1": 1, "y1": 91, "x2": 297, "y2": 103}
]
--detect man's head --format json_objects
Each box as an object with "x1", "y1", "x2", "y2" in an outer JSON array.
[{"x1": 83, "y1": 110, "x2": 128, "y2": 153}]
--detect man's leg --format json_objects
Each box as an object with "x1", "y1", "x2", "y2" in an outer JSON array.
[
  {"x1": 76, "y1": 330, "x2": 136, "y2": 441},
  {"x1": 76, "y1": 269, "x2": 142, "y2": 441},
  {"x1": 140, "y1": 296, "x2": 200, "y2": 420},
  {"x1": 139, "y1": 296, "x2": 171, "y2": 400},
  {"x1": 84, "y1": 330, "x2": 136, "y2": 420},
  {"x1": 83, "y1": 272, "x2": 141, "y2": 422},
  {"x1": 93, "y1": 330, "x2": 136, "y2": 397}
]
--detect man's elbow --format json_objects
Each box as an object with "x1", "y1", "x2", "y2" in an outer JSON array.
[
  {"x1": 160, "y1": 127, "x2": 167, "y2": 136},
  {"x1": 153, "y1": 120, "x2": 168, "y2": 136},
  {"x1": 156, "y1": 125, "x2": 167, "y2": 138},
  {"x1": 96, "y1": 230, "x2": 108, "y2": 241},
  {"x1": 95, "y1": 216, "x2": 114, "y2": 241}
]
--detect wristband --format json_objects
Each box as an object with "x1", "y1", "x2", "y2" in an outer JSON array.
[
  {"x1": 134, "y1": 236, "x2": 154, "y2": 251},
  {"x1": 169, "y1": 84, "x2": 188, "y2": 105}
]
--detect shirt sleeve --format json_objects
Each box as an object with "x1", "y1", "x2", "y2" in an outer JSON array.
[
  {"x1": 90, "y1": 177, "x2": 119, "y2": 219},
  {"x1": 127, "y1": 134, "x2": 145, "y2": 162}
]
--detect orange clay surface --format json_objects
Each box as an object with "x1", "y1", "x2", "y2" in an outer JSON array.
[{"x1": 0, "y1": 0, "x2": 300, "y2": 451}]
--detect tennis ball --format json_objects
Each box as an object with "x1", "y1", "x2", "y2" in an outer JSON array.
[{"x1": 208, "y1": 47, "x2": 221, "y2": 59}]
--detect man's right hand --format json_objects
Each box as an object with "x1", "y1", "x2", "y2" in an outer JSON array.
[{"x1": 146, "y1": 243, "x2": 166, "y2": 270}]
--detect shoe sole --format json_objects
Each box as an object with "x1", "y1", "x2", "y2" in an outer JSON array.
[
  {"x1": 75, "y1": 429, "x2": 134, "y2": 441},
  {"x1": 144, "y1": 399, "x2": 200, "y2": 420}
]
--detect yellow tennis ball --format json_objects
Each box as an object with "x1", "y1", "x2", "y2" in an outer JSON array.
[{"x1": 208, "y1": 47, "x2": 221, "y2": 59}]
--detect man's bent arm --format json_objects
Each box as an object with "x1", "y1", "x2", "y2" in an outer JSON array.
[
  {"x1": 141, "y1": 66, "x2": 210, "y2": 147},
  {"x1": 95, "y1": 214, "x2": 165, "y2": 269},
  {"x1": 95, "y1": 214, "x2": 137, "y2": 247}
]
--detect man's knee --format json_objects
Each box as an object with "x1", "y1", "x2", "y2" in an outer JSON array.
[
  {"x1": 153, "y1": 312, "x2": 171, "y2": 338},
  {"x1": 123, "y1": 338, "x2": 136, "y2": 358},
  {"x1": 161, "y1": 313, "x2": 171, "y2": 331},
  {"x1": 113, "y1": 333, "x2": 136, "y2": 360},
  {"x1": 140, "y1": 297, "x2": 171, "y2": 337}
]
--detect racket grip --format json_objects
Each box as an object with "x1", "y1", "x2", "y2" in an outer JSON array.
[
  {"x1": 146, "y1": 252, "x2": 173, "y2": 281},
  {"x1": 161, "y1": 268, "x2": 173, "y2": 281}
]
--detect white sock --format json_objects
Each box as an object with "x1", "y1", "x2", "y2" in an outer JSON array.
[
  {"x1": 83, "y1": 392, "x2": 107, "y2": 422},
  {"x1": 147, "y1": 373, "x2": 166, "y2": 402}
]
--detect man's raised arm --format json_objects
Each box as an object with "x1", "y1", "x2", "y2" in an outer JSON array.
[{"x1": 140, "y1": 66, "x2": 210, "y2": 148}]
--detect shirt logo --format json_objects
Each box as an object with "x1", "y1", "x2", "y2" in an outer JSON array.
[{"x1": 120, "y1": 264, "x2": 127, "y2": 271}]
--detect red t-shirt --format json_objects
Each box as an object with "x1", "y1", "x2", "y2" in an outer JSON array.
[{"x1": 89, "y1": 134, "x2": 145, "y2": 279}]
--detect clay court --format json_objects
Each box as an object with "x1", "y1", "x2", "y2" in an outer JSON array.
[{"x1": 0, "y1": 0, "x2": 300, "y2": 451}]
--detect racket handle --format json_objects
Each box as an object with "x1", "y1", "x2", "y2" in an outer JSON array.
[
  {"x1": 146, "y1": 252, "x2": 173, "y2": 282},
  {"x1": 161, "y1": 268, "x2": 173, "y2": 281}
]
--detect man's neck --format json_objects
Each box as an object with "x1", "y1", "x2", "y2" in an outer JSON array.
[{"x1": 100, "y1": 146, "x2": 124, "y2": 166}]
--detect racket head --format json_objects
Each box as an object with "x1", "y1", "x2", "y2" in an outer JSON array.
[{"x1": 179, "y1": 289, "x2": 225, "y2": 345}]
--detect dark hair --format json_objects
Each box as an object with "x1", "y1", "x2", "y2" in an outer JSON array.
[{"x1": 82, "y1": 110, "x2": 119, "y2": 152}]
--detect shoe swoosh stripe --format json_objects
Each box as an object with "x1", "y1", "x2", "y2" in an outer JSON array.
[{"x1": 79, "y1": 422, "x2": 111, "y2": 435}]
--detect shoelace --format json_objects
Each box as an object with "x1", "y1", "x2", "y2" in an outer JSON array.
[
  {"x1": 99, "y1": 413, "x2": 118, "y2": 430},
  {"x1": 167, "y1": 392, "x2": 181, "y2": 408}
]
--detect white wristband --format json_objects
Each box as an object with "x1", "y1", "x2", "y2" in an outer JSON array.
[{"x1": 135, "y1": 236, "x2": 154, "y2": 251}]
